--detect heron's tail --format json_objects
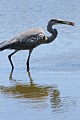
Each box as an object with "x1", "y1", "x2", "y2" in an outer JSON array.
[{"x1": 0, "y1": 41, "x2": 10, "y2": 51}]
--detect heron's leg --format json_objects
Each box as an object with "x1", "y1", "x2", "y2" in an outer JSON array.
[
  {"x1": 27, "y1": 49, "x2": 33, "y2": 71},
  {"x1": 8, "y1": 50, "x2": 18, "y2": 69},
  {"x1": 9, "y1": 68, "x2": 14, "y2": 80}
]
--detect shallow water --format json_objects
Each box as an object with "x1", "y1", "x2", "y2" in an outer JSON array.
[{"x1": 0, "y1": 0, "x2": 80, "y2": 120}]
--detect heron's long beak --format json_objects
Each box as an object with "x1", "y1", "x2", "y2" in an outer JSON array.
[{"x1": 59, "y1": 20, "x2": 75, "y2": 26}]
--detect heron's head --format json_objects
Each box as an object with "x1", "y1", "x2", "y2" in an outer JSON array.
[{"x1": 48, "y1": 19, "x2": 75, "y2": 26}]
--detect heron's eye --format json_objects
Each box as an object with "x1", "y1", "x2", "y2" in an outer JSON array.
[
  {"x1": 49, "y1": 19, "x2": 57, "y2": 23},
  {"x1": 50, "y1": 19, "x2": 54, "y2": 22}
]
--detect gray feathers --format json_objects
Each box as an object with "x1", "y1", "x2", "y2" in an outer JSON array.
[
  {"x1": 0, "y1": 40, "x2": 12, "y2": 51},
  {"x1": 0, "y1": 28, "x2": 45, "y2": 51}
]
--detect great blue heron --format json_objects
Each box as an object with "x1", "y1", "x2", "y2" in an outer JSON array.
[{"x1": 0, "y1": 19, "x2": 74, "y2": 71}]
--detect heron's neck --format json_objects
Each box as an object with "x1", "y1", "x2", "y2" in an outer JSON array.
[
  {"x1": 47, "y1": 23, "x2": 54, "y2": 34},
  {"x1": 45, "y1": 24, "x2": 58, "y2": 43}
]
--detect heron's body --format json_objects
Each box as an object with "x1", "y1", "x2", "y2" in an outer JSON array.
[
  {"x1": 0, "y1": 19, "x2": 74, "y2": 71},
  {"x1": 0, "y1": 28, "x2": 45, "y2": 51}
]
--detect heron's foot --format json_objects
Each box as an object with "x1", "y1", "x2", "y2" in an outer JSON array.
[
  {"x1": 26, "y1": 65, "x2": 30, "y2": 76},
  {"x1": 27, "y1": 69, "x2": 30, "y2": 77},
  {"x1": 9, "y1": 68, "x2": 14, "y2": 80}
]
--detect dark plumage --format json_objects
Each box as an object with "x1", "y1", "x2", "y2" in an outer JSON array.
[{"x1": 0, "y1": 19, "x2": 75, "y2": 71}]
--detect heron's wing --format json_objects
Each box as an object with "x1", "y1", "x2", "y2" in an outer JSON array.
[
  {"x1": 20, "y1": 32, "x2": 45, "y2": 43},
  {"x1": 9, "y1": 28, "x2": 46, "y2": 50},
  {"x1": 17, "y1": 28, "x2": 44, "y2": 40},
  {"x1": 18, "y1": 32, "x2": 45, "y2": 49}
]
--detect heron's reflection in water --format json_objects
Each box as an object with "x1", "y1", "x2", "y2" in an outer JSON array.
[{"x1": 0, "y1": 70, "x2": 61, "y2": 109}]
